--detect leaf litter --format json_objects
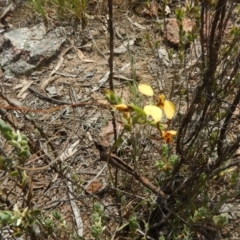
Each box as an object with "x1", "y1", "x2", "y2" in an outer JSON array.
[{"x1": 2, "y1": 1, "x2": 240, "y2": 239}]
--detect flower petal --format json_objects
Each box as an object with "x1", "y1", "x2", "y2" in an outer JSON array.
[
  {"x1": 161, "y1": 130, "x2": 177, "y2": 143},
  {"x1": 115, "y1": 104, "x2": 129, "y2": 112},
  {"x1": 138, "y1": 84, "x2": 154, "y2": 96},
  {"x1": 144, "y1": 105, "x2": 162, "y2": 122},
  {"x1": 158, "y1": 94, "x2": 165, "y2": 109},
  {"x1": 167, "y1": 130, "x2": 177, "y2": 135},
  {"x1": 164, "y1": 100, "x2": 176, "y2": 119}
]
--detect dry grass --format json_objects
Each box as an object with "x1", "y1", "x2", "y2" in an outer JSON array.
[{"x1": 1, "y1": 0, "x2": 240, "y2": 239}]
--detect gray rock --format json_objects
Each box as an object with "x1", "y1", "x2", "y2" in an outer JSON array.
[
  {"x1": 10, "y1": 61, "x2": 35, "y2": 76},
  {"x1": 1, "y1": 23, "x2": 66, "y2": 77}
]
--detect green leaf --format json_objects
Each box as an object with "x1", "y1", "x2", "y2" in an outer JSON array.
[
  {"x1": 10, "y1": 171, "x2": 20, "y2": 177},
  {"x1": 30, "y1": 209, "x2": 41, "y2": 216},
  {"x1": 0, "y1": 212, "x2": 12, "y2": 225},
  {"x1": 104, "y1": 90, "x2": 122, "y2": 104},
  {"x1": 129, "y1": 104, "x2": 146, "y2": 116},
  {"x1": 213, "y1": 214, "x2": 229, "y2": 228}
]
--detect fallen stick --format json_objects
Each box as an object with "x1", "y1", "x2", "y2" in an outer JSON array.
[{"x1": 94, "y1": 142, "x2": 168, "y2": 198}]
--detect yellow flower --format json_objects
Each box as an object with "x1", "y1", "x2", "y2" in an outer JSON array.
[
  {"x1": 158, "y1": 94, "x2": 165, "y2": 109},
  {"x1": 143, "y1": 105, "x2": 162, "y2": 122},
  {"x1": 138, "y1": 83, "x2": 154, "y2": 96},
  {"x1": 158, "y1": 94, "x2": 176, "y2": 120},
  {"x1": 161, "y1": 130, "x2": 177, "y2": 143},
  {"x1": 123, "y1": 112, "x2": 131, "y2": 120},
  {"x1": 115, "y1": 104, "x2": 130, "y2": 112}
]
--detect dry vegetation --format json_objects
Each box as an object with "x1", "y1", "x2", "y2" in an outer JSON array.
[{"x1": 1, "y1": 0, "x2": 240, "y2": 239}]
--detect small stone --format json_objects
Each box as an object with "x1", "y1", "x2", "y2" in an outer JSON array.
[
  {"x1": 165, "y1": 18, "x2": 194, "y2": 46},
  {"x1": 66, "y1": 54, "x2": 74, "y2": 60},
  {"x1": 85, "y1": 180, "x2": 107, "y2": 195}
]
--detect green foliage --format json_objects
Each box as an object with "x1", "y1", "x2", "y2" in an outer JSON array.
[
  {"x1": 155, "y1": 144, "x2": 178, "y2": 175},
  {"x1": 0, "y1": 121, "x2": 42, "y2": 237},
  {"x1": 3, "y1": 0, "x2": 240, "y2": 239},
  {"x1": 213, "y1": 214, "x2": 229, "y2": 228},
  {"x1": 107, "y1": 84, "x2": 177, "y2": 144},
  {"x1": 192, "y1": 207, "x2": 208, "y2": 222},
  {"x1": 0, "y1": 119, "x2": 30, "y2": 163},
  {"x1": 0, "y1": 205, "x2": 41, "y2": 237},
  {"x1": 41, "y1": 210, "x2": 67, "y2": 235},
  {"x1": 29, "y1": 0, "x2": 46, "y2": 17},
  {"x1": 104, "y1": 89, "x2": 122, "y2": 105},
  {"x1": 29, "y1": 0, "x2": 88, "y2": 22},
  {"x1": 90, "y1": 202, "x2": 106, "y2": 239},
  {"x1": 0, "y1": 120, "x2": 31, "y2": 186},
  {"x1": 128, "y1": 215, "x2": 138, "y2": 236}
]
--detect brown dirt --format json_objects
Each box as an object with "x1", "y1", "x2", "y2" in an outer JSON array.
[{"x1": 1, "y1": 1, "x2": 240, "y2": 239}]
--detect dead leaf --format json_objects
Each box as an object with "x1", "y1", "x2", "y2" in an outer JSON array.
[
  {"x1": 55, "y1": 72, "x2": 78, "y2": 78},
  {"x1": 113, "y1": 40, "x2": 135, "y2": 54},
  {"x1": 141, "y1": 8, "x2": 152, "y2": 17},
  {"x1": 85, "y1": 180, "x2": 107, "y2": 195},
  {"x1": 41, "y1": 45, "x2": 73, "y2": 90},
  {"x1": 76, "y1": 48, "x2": 85, "y2": 60},
  {"x1": 76, "y1": 48, "x2": 95, "y2": 62},
  {"x1": 165, "y1": 5, "x2": 171, "y2": 15},
  {"x1": 98, "y1": 71, "x2": 110, "y2": 84},
  {"x1": 19, "y1": 92, "x2": 28, "y2": 99},
  {"x1": 6, "y1": 97, "x2": 23, "y2": 108},
  {"x1": 120, "y1": 63, "x2": 131, "y2": 72},
  {"x1": 32, "y1": 180, "x2": 48, "y2": 190},
  {"x1": 90, "y1": 71, "x2": 110, "y2": 92},
  {"x1": 96, "y1": 99, "x2": 109, "y2": 105},
  {"x1": 84, "y1": 13, "x2": 95, "y2": 20},
  {"x1": 127, "y1": 18, "x2": 145, "y2": 30},
  {"x1": 113, "y1": 74, "x2": 133, "y2": 81},
  {"x1": 49, "y1": 56, "x2": 63, "y2": 77},
  {"x1": 99, "y1": 120, "x2": 123, "y2": 146},
  {"x1": 0, "y1": 3, "x2": 16, "y2": 21},
  {"x1": 46, "y1": 85, "x2": 58, "y2": 95},
  {"x1": 40, "y1": 75, "x2": 60, "y2": 90},
  {"x1": 49, "y1": 46, "x2": 73, "y2": 78},
  {"x1": 60, "y1": 140, "x2": 79, "y2": 161},
  {"x1": 158, "y1": 47, "x2": 171, "y2": 67},
  {"x1": 17, "y1": 80, "x2": 33, "y2": 99},
  {"x1": 14, "y1": 79, "x2": 29, "y2": 90},
  {"x1": 84, "y1": 111, "x2": 101, "y2": 127},
  {"x1": 67, "y1": 172, "x2": 83, "y2": 237}
]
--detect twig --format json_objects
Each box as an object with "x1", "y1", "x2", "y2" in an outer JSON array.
[
  {"x1": 16, "y1": 132, "x2": 74, "y2": 171},
  {"x1": 217, "y1": 75, "x2": 240, "y2": 159},
  {"x1": 48, "y1": 46, "x2": 73, "y2": 79},
  {"x1": 29, "y1": 87, "x2": 70, "y2": 105},
  {"x1": 67, "y1": 173, "x2": 83, "y2": 237},
  {"x1": 0, "y1": 146, "x2": 8, "y2": 158},
  {"x1": 83, "y1": 164, "x2": 107, "y2": 191},
  {"x1": 107, "y1": 0, "x2": 114, "y2": 91},
  {"x1": 107, "y1": 0, "x2": 117, "y2": 142},
  {"x1": 107, "y1": 0, "x2": 120, "y2": 222},
  {"x1": 209, "y1": 158, "x2": 240, "y2": 178},
  {"x1": 95, "y1": 142, "x2": 168, "y2": 198},
  {"x1": 200, "y1": 1, "x2": 205, "y2": 69},
  {"x1": 91, "y1": 36, "x2": 107, "y2": 61},
  {"x1": 0, "y1": 3, "x2": 15, "y2": 21},
  {"x1": 0, "y1": 99, "x2": 110, "y2": 113}
]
